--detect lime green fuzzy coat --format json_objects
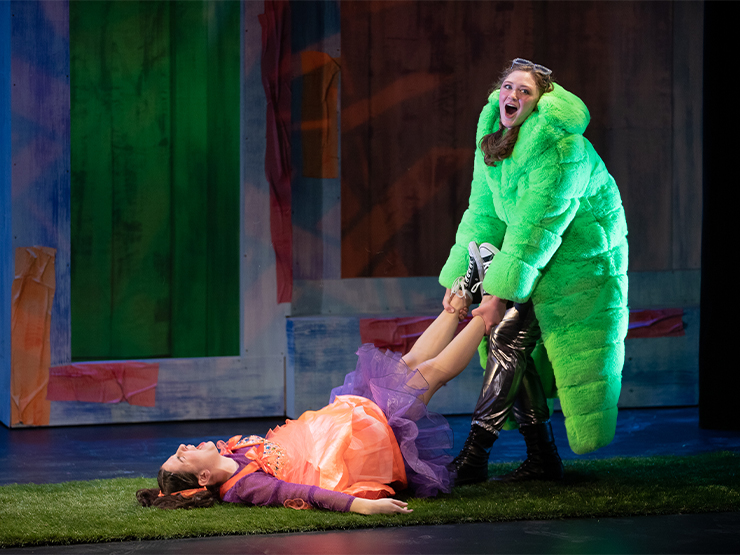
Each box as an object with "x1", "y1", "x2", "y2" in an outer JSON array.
[{"x1": 440, "y1": 84, "x2": 629, "y2": 455}]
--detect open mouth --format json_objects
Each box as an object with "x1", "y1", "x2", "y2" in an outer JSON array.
[{"x1": 505, "y1": 104, "x2": 518, "y2": 117}]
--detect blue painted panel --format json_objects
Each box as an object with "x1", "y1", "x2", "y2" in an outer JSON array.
[
  {"x1": 10, "y1": 0, "x2": 70, "y2": 366},
  {"x1": 286, "y1": 316, "x2": 361, "y2": 417},
  {"x1": 47, "y1": 356, "x2": 284, "y2": 426},
  {"x1": 286, "y1": 315, "x2": 484, "y2": 419},
  {"x1": 287, "y1": 310, "x2": 701, "y2": 423}
]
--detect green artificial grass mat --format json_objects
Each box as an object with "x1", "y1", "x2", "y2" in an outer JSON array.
[{"x1": 1, "y1": 452, "x2": 738, "y2": 548}]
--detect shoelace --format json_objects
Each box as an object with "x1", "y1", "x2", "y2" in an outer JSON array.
[
  {"x1": 451, "y1": 276, "x2": 469, "y2": 300},
  {"x1": 452, "y1": 277, "x2": 486, "y2": 301},
  {"x1": 452, "y1": 257, "x2": 478, "y2": 299},
  {"x1": 473, "y1": 256, "x2": 495, "y2": 297}
]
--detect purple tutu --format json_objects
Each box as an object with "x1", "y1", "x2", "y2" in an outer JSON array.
[{"x1": 330, "y1": 344, "x2": 454, "y2": 497}]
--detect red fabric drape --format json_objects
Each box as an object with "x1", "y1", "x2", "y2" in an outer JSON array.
[
  {"x1": 360, "y1": 315, "x2": 472, "y2": 355},
  {"x1": 626, "y1": 308, "x2": 685, "y2": 339},
  {"x1": 260, "y1": 1, "x2": 293, "y2": 303}
]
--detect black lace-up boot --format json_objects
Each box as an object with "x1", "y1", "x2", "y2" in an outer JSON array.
[
  {"x1": 491, "y1": 421, "x2": 564, "y2": 482},
  {"x1": 449, "y1": 424, "x2": 497, "y2": 485}
]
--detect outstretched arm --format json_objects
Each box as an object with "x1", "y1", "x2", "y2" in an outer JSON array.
[{"x1": 223, "y1": 470, "x2": 411, "y2": 514}]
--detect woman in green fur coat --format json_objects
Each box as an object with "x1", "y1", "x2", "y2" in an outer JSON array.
[{"x1": 440, "y1": 59, "x2": 628, "y2": 484}]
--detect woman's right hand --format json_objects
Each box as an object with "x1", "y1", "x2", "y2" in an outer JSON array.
[
  {"x1": 472, "y1": 295, "x2": 508, "y2": 334},
  {"x1": 350, "y1": 497, "x2": 413, "y2": 515}
]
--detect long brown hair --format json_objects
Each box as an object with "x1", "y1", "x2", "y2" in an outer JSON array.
[
  {"x1": 480, "y1": 60, "x2": 555, "y2": 166},
  {"x1": 136, "y1": 468, "x2": 220, "y2": 510}
]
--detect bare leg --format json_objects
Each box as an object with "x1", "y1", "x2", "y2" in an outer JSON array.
[
  {"x1": 401, "y1": 293, "x2": 468, "y2": 371},
  {"x1": 414, "y1": 314, "x2": 487, "y2": 405}
]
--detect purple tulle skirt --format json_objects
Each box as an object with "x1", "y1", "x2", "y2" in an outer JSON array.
[{"x1": 329, "y1": 344, "x2": 454, "y2": 497}]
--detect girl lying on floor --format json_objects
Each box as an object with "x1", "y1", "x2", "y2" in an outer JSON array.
[{"x1": 137, "y1": 261, "x2": 496, "y2": 514}]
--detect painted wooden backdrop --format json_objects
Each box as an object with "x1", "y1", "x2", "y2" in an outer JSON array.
[
  {"x1": 4, "y1": 1, "x2": 287, "y2": 427},
  {"x1": 2, "y1": 1, "x2": 703, "y2": 428},
  {"x1": 339, "y1": 1, "x2": 703, "y2": 278}
]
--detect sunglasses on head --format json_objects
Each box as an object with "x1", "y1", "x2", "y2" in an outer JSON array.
[{"x1": 511, "y1": 58, "x2": 552, "y2": 76}]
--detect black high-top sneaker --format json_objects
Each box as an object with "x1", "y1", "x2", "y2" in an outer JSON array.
[
  {"x1": 451, "y1": 241, "x2": 499, "y2": 304},
  {"x1": 450, "y1": 241, "x2": 482, "y2": 304},
  {"x1": 467, "y1": 242, "x2": 498, "y2": 304}
]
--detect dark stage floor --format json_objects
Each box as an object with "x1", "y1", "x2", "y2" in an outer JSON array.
[{"x1": 2, "y1": 406, "x2": 740, "y2": 554}]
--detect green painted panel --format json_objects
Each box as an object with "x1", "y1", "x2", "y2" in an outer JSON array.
[
  {"x1": 205, "y1": 1, "x2": 240, "y2": 356},
  {"x1": 171, "y1": 2, "x2": 209, "y2": 357},
  {"x1": 71, "y1": 0, "x2": 239, "y2": 360},
  {"x1": 108, "y1": 1, "x2": 172, "y2": 358},
  {"x1": 70, "y1": 1, "x2": 115, "y2": 360}
]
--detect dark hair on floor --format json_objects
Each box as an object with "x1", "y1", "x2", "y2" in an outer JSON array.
[{"x1": 135, "y1": 468, "x2": 220, "y2": 510}]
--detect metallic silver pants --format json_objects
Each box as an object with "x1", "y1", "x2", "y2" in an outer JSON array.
[{"x1": 471, "y1": 301, "x2": 550, "y2": 434}]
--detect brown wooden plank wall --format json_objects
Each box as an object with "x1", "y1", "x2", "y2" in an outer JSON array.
[{"x1": 341, "y1": 0, "x2": 703, "y2": 278}]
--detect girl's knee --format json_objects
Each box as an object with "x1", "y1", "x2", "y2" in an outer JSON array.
[{"x1": 415, "y1": 361, "x2": 447, "y2": 391}]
